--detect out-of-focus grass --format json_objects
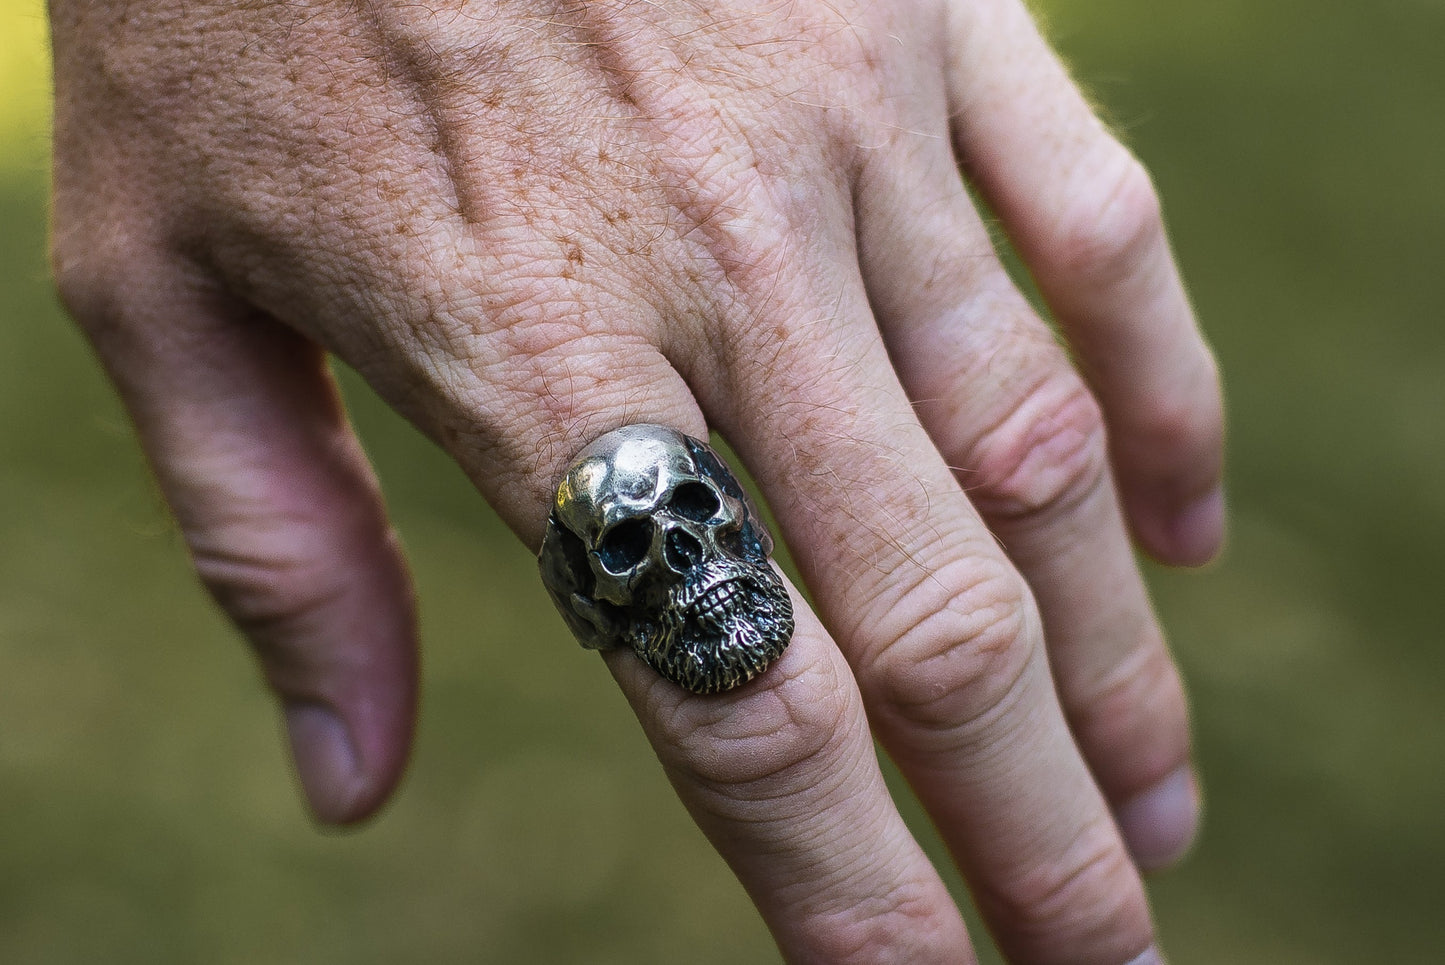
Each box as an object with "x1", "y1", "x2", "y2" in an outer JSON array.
[{"x1": 2, "y1": 0, "x2": 1443, "y2": 961}]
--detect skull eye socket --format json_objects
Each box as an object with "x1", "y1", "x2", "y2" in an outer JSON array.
[
  {"x1": 597, "y1": 518, "x2": 653, "y2": 573},
  {"x1": 668, "y1": 481, "x2": 721, "y2": 522}
]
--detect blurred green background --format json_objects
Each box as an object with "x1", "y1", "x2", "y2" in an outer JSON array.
[{"x1": 3, "y1": 0, "x2": 1442, "y2": 961}]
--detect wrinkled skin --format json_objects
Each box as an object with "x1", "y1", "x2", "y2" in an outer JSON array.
[{"x1": 49, "y1": 1, "x2": 1224, "y2": 962}]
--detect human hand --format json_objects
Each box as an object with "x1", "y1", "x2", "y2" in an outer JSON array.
[{"x1": 48, "y1": 1, "x2": 1223, "y2": 962}]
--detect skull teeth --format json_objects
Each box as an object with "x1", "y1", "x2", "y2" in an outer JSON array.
[{"x1": 693, "y1": 581, "x2": 742, "y2": 627}]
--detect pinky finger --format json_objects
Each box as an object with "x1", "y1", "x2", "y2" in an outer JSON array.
[
  {"x1": 945, "y1": 0, "x2": 1225, "y2": 565},
  {"x1": 56, "y1": 255, "x2": 417, "y2": 824}
]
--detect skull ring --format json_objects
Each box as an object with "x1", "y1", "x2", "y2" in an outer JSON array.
[{"x1": 538, "y1": 424, "x2": 795, "y2": 694}]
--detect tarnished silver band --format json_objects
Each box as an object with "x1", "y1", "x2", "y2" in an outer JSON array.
[{"x1": 538, "y1": 425, "x2": 795, "y2": 694}]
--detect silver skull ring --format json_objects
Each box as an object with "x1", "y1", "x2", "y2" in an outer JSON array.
[{"x1": 538, "y1": 425, "x2": 795, "y2": 694}]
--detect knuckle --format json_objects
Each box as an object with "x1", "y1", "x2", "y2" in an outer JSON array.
[
  {"x1": 1072, "y1": 646, "x2": 1191, "y2": 799},
  {"x1": 511, "y1": 336, "x2": 655, "y2": 432},
  {"x1": 1132, "y1": 354, "x2": 1225, "y2": 459},
  {"x1": 50, "y1": 238, "x2": 118, "y2": 328},
  {"x1": 981, "y1": 826, "x2": 1153, "y2": 958},
  {"x1": 1136, "y1": 401, "x2": 1219, "y2": 472},
  {"x1": 857, "y1": 559, "x2": 1036, "y2": 739},
  {"x1": 1055, "y1": 147, "x2": 1164, "y2": 286},
  {"x1": 968, "y1": 374, "x2": 1110, "y2": 523},
  {"x1": 798, "y1": 882, "x2": 961, "y2": 965},
  {"x1": 183, "y1": 511, "x2": 376, "y2": 670},
  {"x1": 50, "y1": 212, "x2": 172, "y2": 339},
  {"x1": 646, "y1": 648, "x2": 859, "y2": 806},
  {"x1": 189, "y1": 534, "x2": 345, "y2": 647},
  {"x1": 467, "y1": 336, "x2": 688, "y2": 524}
]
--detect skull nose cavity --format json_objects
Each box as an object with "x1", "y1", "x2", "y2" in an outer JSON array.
[{"x1": 664, "y1": 528, "x2": 704, "y2": 573}]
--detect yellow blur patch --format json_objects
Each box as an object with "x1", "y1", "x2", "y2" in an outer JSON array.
[{"x1": 0, "y1": 0, "x2": 53, "y2": 173}]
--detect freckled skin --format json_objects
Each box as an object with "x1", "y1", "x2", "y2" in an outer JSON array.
[{"x1": 48, "y1": 0, "x2": 1222, "y2": 960}]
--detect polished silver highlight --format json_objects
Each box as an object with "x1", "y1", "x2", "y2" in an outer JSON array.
[{"x1": 539, "y1": 425, "x2": 794, "y2": 694}]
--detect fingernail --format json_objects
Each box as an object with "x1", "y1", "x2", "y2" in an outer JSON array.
[
  {"x1": 283, "y1": 700, "x2": 366, "y2": 824},
  {"x1": 1168, "y1": 486, "x2": 1226, "y2": 566},
  {"x1": 1116, "y1": 765, "x2": 1201, "y2": 872},
  {"x1": 1124, "y1": 946, "x2": 1166, "y2": 965}
]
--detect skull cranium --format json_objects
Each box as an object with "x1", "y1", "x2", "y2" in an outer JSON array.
[{"x1": 539, "y1": 425, "x2": 794, "y2": 693}]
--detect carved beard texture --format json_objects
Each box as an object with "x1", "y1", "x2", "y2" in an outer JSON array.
[{"x1": 630, "y1": 558, "x2": 795, "y2": 694}]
